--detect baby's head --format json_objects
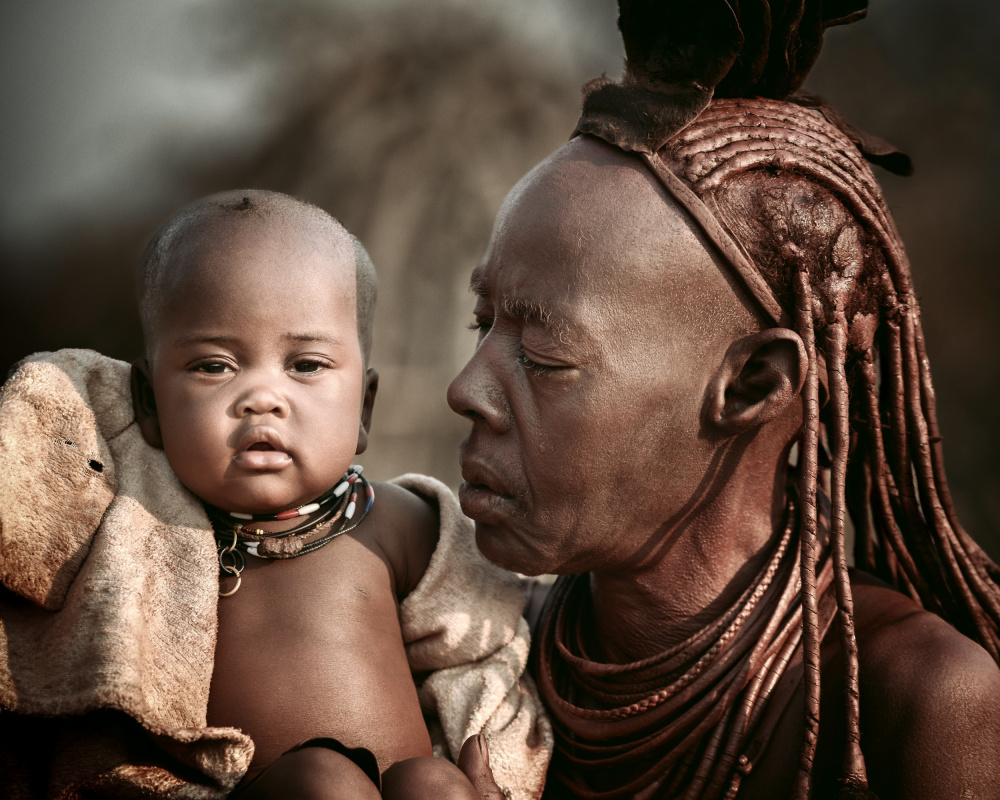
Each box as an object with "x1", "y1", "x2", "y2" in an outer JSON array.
[{"x1": 131, "y1": 189, "x2": 378, "y2": 515}]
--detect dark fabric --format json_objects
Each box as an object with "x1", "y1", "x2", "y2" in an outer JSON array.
[
  {"x1": 836, "y1": 779, "x2": 883, "y2": 799},
  {"x1": 0, "y1": 708, "x2": 234, "y2": 800},
  {"x1": 229, "y1": 737, "x2": 382, "y2": 796}
]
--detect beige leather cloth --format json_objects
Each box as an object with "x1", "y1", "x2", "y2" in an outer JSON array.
[{"x1": 0, "y1": 349, "x2": 551, "y2": 799}]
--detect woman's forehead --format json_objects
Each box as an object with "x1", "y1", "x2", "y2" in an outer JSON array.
[
  {"x1": 472, "y1": 138, "x2": 758, "y2": 344},
  {"x1": 503, "y1": 138, "x2": 666, "y2": 227},
  {"x1": 487, "y1": 143, "x2": 723, "y2": 288}
]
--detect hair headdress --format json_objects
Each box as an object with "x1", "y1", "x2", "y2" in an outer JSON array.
[{"x1": 570, "y1": 3, "x2": 1000, "y2": 797}]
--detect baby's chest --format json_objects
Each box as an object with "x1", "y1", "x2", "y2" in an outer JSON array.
[
  {"x1": 207, "y1": 537, "x2": 426, "y2": 764},
  {"x1": 215, "y1": 533, "x2": 404, "y2": 670}
]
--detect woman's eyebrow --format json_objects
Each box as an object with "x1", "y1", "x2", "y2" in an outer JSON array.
[
  {"x1": 469, "y1": 268, "x2": 489, "y2": 298},
  {"x1": 469, "y1": 268, "x2": 571, "y2": 341},
  {"x1": 500, "y1": 297, "x2": 555, "y2": 328}
]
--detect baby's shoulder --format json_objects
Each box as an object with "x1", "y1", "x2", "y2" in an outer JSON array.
[{"x1": 363, "y1": 481, "x2": 440, "y2": 599}]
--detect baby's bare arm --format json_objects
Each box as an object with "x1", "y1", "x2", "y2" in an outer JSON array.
[
  {"x1": 366, "y1": 482, "x2": 440, "y2": 600},
  {"x1": 230, "y1": 751, "x2": 483, "y2": 800},
  {"x1": 230, "y1": 747, "x2": 381, "y2": 800}
]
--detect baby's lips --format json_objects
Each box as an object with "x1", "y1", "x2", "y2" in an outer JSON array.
[{"x1": 233, "y1": 449, "x2": 292, "y2": 470}]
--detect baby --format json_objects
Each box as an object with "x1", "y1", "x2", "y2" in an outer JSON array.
[
  {"x1": 0, "y1": 189, "x2": 550, "y2": 798},
  {"x1": 124, "y1": 189, "x2": 487, "y2": 798}
]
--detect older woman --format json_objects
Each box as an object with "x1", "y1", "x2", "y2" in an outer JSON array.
[{"x1": 449, "y1": 2, "x2": 1000, "y2": 799}]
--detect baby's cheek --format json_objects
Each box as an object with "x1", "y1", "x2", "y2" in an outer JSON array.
[
  {"x1": 159, "y1": 402, "x2": 229, "y2": 488},
  {"x1": 304, "y1": 414, "x2": 360, "y2": 476},
  {"x1": 321, "y1": 422, "x2": 362, "y2": 464}
]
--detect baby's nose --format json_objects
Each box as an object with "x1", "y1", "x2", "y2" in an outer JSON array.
[{"x1": 236, "y1": 382, "x2": 288, "y2": 417}]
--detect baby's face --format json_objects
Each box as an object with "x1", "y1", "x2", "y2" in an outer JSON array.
[{"x1": 143, "y1": 216, "x2": 369, "y2": 514}]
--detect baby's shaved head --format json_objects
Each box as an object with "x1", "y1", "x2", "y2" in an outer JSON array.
[{"x1": 137, "y1": 189, "x2": 377, "y2": 361}]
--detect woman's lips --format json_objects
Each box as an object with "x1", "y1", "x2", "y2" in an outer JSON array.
[
  {"x1": 457, "y1": 462, "x2": 518, "y2": 519},
  {"x1": 232, "y1": 442, "x2": 292, "y2": 470},
  {"x1": 458, "y1": 481, "x2": 511, "y2": 519}
]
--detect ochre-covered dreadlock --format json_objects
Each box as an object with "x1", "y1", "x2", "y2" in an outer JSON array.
[{"x1": 639, "y1": 96, "x2": 1000, "y2": 797}]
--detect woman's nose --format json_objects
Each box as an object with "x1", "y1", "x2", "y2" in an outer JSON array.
[{"x1": 447, "y1": 348, "x2": 511, "y2": 434}]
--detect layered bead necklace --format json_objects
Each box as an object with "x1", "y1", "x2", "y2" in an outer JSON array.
[
  {"x1": 535, "y1": 497, "x2": 836, "y2": 800},
  {"x1": 206, "y1": 465, "x2": 374, "y2": 597}
]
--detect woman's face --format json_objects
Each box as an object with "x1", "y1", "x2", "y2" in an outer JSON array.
[{"x1": 447, "y1": 137, "x2": 753, "y2": 576}]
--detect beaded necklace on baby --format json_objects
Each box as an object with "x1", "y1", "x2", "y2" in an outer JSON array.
[{"x1": 206, "y1": 465, "x2": 375, "y2": 597}]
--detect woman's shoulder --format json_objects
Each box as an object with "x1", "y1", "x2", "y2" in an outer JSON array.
[
  {"x1": 849, "y1": 571, "x2": 1000, "y2": 799},
  {"x1": 850, "y1": 570, "x2": 1000, "y2": 695}
]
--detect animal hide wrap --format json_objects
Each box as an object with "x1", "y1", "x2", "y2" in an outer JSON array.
[{"x1": 0, "y1": 349, "x2": 552, "y2": 800}]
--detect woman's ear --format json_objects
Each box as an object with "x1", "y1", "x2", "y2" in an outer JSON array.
[
  {"x1": 131, "y1": 358, "x2": 163, "y2": 448},
  {"x1": 703, "y1": 328, "x2": 808, "y2": 437},
  {"x1": 355, "y1": 367, "x2": 379, "y2": 455}
]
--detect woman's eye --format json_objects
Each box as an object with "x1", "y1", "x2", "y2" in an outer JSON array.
[
  {"x1": 468, "y1": 316, "x2": 493, "y2": 337},
  {"x1": 516, "y1": 347, "x2": 558, "y2": 374}
]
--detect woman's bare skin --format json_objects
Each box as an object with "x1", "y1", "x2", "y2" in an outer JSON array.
[{"x1": 742, "y1": 576, "x2": 1000, "y2": 800}]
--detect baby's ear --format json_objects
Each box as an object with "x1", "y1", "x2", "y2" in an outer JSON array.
[
  {"x1": 355, "y1": 367, "x2": 379, "y2": 455},
  {"x1": 131, "y1": 358, "x2": 163, "y2": 448}
]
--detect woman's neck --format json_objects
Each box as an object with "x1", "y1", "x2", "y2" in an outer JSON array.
[{"x1": 588, "y1": 452, "x2": 791, "y2": 664}]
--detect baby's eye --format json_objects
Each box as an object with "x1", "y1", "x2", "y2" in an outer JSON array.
[
  {"x1": 195, "y1": 361, "x2": 231, "y2": 374},
  {"x1": 291, "y1": 359, "x2": 327, "y2": 374}
]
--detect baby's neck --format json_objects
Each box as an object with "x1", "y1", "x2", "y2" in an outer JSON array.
[{"x1": 205, "y1": 466, "x2": 362, "y2": 534}]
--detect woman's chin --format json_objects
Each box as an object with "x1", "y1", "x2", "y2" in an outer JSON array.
[{"x1": 474, "y1": 524, "x2": 551, "y2": 576}]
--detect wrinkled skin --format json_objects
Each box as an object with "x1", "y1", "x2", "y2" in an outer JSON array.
[{"x1": 450, "y1": 138, "x2": 1000, "y2": 799}]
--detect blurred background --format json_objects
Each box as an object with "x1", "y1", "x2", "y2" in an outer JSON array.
[{"x1": 1, "y1": 0, "x2": 998, "y2": 558}]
